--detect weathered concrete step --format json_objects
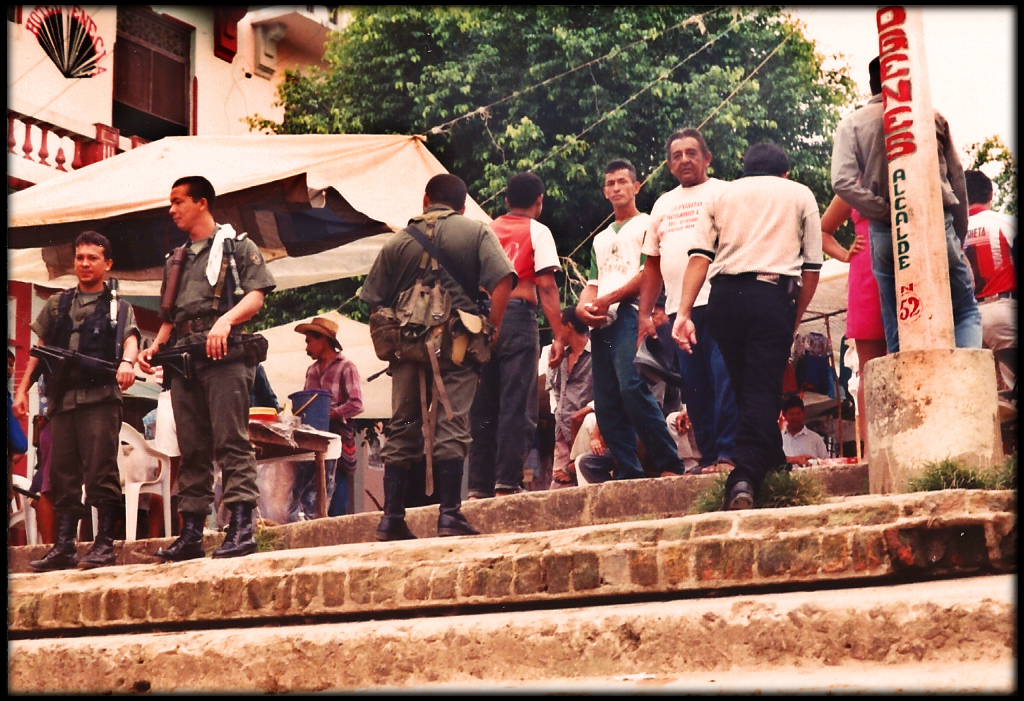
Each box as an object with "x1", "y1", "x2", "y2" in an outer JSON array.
[
  {"x1": 8, "y1": 574, "x2": 1016, "y2": 694},
  {"x1": 8, "y1": 490, "x2": 1015, "y2": 635},
  {"x1": 7, "y1": 463, "x2": 870, "y2": 574}
]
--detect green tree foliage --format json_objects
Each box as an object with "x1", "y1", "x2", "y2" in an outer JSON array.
[
  {"x1": 963, "y1": 135, "x2": 1017, "y2": 216},
  {"x1": 248, "y1": 276, "x2": 369, "y2": 332},
  {"x1": 249, "y1": 6, "x2": 856, "y2": 317}
]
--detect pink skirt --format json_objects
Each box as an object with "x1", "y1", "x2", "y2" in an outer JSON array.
[{"x1": 846, "y1": 210, "x2": 885, "y2": 341}]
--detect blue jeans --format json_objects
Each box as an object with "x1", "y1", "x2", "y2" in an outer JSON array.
[
  {"x1": 591, "y1": 304, "x2": 683, "y2": 478},
  {"x1": 467, "y1": 300, "x2": 540, "y2": 496},
  {"x1": 870, "y1": 212, "x2": 982, "y2": 353},
  {"x1": 576, "y1": 451, "x2": 618, "y2": 484},
  {"x1": 328, "y1": 471, "x2": 349, "y2": 517},
  {"x1": 289, "y1": 458, "x2": 336, "y2": 522},
  {"x1": 670, "y1": 306, "x2": 738, "y2": 466}
]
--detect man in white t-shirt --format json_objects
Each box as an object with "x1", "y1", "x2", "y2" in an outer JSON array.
[
  {"x1": 468, "y1": 172, "x2": 564, "y2": 498},
  {"x1": 638, "y1": 128, "x2": 738, "y2": 474},
  {"x1": 576, "y1": 160, "x2": 685, "y2": 480}
]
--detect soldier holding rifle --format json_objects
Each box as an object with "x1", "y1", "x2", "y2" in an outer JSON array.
[
  {"x1": 13, "y1": 231, "x2": 140, "y2": 571},
  {"x1": 139, "y1": 176, "x2": 275, "y2": 561}
]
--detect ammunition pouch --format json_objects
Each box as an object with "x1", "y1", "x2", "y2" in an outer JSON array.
[
  {"x1": 240, "y1": 333, "x2": 269, "y2": 367},
  {"x1": 370, "y1": 303, "x2": 493, "y2": 368},
  {"x1": 445, "y1": 309, "x2": 496, "y2": 366}
]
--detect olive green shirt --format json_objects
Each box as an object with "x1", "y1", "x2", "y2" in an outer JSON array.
[
  {"x1": 360, "y1": 206, "x2": 515, "y2": 312},
  {"x1": 159, "y1": 226, "x2": 276, "y2": 346},
  {"x1": 31, "y1": 283, "x2": 140, "y2": 414}
]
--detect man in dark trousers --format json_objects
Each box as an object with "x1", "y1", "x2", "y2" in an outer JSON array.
[
  {"x1": 14, "y1": 231, "x2": 140, "y2": 570},
  {"x1": 139, "y1": 176, "x2": 275, "y2": 560},
  {"x1": 468, "y1": 172, "x2": 564, "y2": 498},
  {"x1": 360, "y1": 174, "x2": 515, "y2": 540},
  {"x1": 672, "y1": 143, "x2": 822, "y2": 509}
]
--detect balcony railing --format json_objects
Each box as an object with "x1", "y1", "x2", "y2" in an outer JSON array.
[{"x1": 7, "y1": 109, "x2": 147, "y2": 177}]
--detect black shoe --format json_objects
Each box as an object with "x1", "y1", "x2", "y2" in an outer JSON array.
[
  {"x1": 724, "y1": 480, "x2": 754, "y2": 511},
  {"x1": 435, "y1": 459, "x2": 479, "y2": 537},
  {"x1": 375, "y1": 516, "x2": 417, "y2": 541},
  {"x1": 30, "y1": 512, "x2": 80, "y2": 572},
  {"x1": 78, "y1": 507, "x2": 119, "y2": 570},
  {"x1": 437, "y1": 511, "x2": 480, "y2": 537},
  {"x1": 155, "y1": 512, "x2": 207, "y2": 562},
  {"x1": 212, "y1": 503, "x2": 258, "y2": 559},
  {"x1": 375, "y1": 465, "x2": 417, "y2": 542}
]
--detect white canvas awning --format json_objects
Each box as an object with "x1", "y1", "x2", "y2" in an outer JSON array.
[{"x1": 8, "y1": 134, "x2": 491, "y2": 295}]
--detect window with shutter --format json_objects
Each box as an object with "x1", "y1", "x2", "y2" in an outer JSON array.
[{"x1": 112, "y1": 7, "x2": 192, "y2": 142}]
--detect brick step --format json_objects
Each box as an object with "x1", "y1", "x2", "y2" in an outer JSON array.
[
  {"x1": 8, "y1": 574, "x2": 1016, "y2": 694},
  {"x1": 9, "y1": 490, "x2": 1015, "y2": 637},
  {"x1": 7, "y1": 463, "x2": 870, "y2": 574}
]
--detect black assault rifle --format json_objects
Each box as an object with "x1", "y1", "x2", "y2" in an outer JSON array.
[
  {"x1": 29, "y1": 345, "x2": 119, "y2": 386},
  {"x1": 150, "y1": 334, "x2": 268, "y2": 389}
]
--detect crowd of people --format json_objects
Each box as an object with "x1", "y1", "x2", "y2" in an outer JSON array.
[{"x1": 9, "y1": 56, "x2": 1015, "y2": 566}]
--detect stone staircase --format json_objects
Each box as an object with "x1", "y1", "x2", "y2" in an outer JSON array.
[{"x1": 7, "y1": 465, "x2": 1017, "y2": 693}]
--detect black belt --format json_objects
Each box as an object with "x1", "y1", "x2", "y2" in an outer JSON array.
[
  {"x1": 175, "y1": 315, "x2": 219, "y2": 336},
  {"x1": 716, "y1": 272, "x2": 798, "y2": 286}
]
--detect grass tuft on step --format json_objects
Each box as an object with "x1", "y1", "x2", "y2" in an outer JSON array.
[
  {"x1": 689, "y1": 469, "x2": 827, "y2": 514},
  {"x1": 907, "y1": 455, "x2": 1017, "y2": 492}
]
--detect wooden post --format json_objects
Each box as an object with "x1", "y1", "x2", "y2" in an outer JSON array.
[{"x1": 876, "y1": 6, "x2": 955, "y2": 350}]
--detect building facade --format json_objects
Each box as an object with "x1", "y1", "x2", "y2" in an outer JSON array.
[{"x1": 7, "y1": 5, "x2": 342, "y2": 486}]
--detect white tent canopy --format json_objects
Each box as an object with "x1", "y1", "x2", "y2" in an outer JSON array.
[
  {"x1": 6, "y1": 233, "x2": 394, "y2": 297},
  {"x1": 799, "y1": 257, "x2": 850, "y2": 338},
  {"x1": 8, "y1": 134, "x2": 492, "y2": 296}
]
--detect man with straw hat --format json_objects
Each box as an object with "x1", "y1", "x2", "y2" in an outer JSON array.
[{"x1": 291, "y1": 316, "x2": 364, "y2": 519}]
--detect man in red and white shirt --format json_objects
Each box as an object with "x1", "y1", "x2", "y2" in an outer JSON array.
[
  {"x1": 964, "y1": 170, "x2": 1017, "y2": 391},
  {"x1": 468, "y1": 172, "x2": 564, "y2": 497}
]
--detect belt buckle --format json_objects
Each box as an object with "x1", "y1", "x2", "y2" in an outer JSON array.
[{"x1": 755, "y1": 273, "x2": 780, "y2": 285}]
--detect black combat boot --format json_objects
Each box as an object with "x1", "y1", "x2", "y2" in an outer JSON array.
[
  {"x1": 435, "y1": 459, "x2": 480, "y2": 537},
  {"x1": 375, "y1": 464, "x2": 417, "y2": 541},
  {"x1": 211, "y1": 502, "x2": 258, "y2": 558},
  {"x1": 29, "y1": 512, "x2": 80, "y2": 572},
  {"x1": 155, "y1": 512, "x2": 207, "y2": 562},
  {"x1": 77, "y1": 506, "x2": 119, "y2": 570}
]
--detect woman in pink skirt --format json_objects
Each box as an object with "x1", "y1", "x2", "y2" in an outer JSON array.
[{"x1": 821, "y1": 195, "x2": 887, "y2": 454}]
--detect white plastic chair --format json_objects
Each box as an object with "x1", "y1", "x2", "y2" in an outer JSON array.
[
  {"x1": 9, "y1": 473, "x2": 39, "y2": 545},
  {"x1": 117, "y1": 423, "x2": 173, "y2": 542}
]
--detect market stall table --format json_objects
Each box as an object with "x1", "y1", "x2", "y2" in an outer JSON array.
[{"x1": 248, "y1": 420, "x2": 341, "y2": 519}]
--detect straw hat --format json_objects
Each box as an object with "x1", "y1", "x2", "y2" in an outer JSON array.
[{"x1": 295, "y1": 316, "x2": 342, "y2": 350}]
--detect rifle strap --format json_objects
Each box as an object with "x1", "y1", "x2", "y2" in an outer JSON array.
[
  {"x1": 110, "y1": 278, "x2": 128, "y2": 362},
  {"x1": 419, "y1": 366, "x2": 434, "y2": 496},
  {"x1": 114, "y1": 298, "x2": 129, "y2": 363},
  {"x1": 213, "y1": 252, "x2": 231, "y2": 306}
]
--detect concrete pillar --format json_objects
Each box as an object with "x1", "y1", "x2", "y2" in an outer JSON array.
[
  {"x1": 864, "y1": 350, "x2": 1003, "y2": 493},
  {"x1": 863, "y1": 7, "x2": 1002, "y2": 492}
]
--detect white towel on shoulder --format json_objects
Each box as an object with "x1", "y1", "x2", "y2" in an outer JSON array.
[{"x1": 204, "y1": 224, "x2": 246, "y2": 286}]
